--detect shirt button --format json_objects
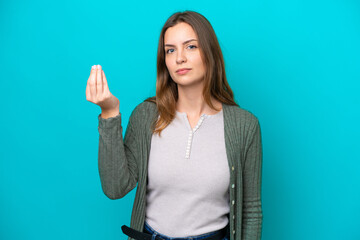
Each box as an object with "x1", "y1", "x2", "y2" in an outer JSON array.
[
  {"x1": 232, "y1": 200, "x2": 235, "y2": 205},
  {"x1": 232, "y1": 184, "x2": 235, "y2": 188},
  {"x1": 233, "y1": 215, "x2": 235, "y2": 219},
  {"x1": 231, "y1": 166, "x2": 234, "y2": 171},
  {"x1": 233, "y1": 230, "x2": 235, "y2": 234}
]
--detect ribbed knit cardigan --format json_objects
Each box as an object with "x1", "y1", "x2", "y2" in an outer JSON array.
[{"x1": 97, "y1": 100, "x2": 263, "y2": 240}]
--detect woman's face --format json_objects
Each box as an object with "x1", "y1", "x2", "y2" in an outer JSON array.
[{"x1": 164, "y1": 22, "x2": 206, "y2": 87}]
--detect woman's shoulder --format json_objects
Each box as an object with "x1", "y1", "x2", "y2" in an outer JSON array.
[
  {"x1": 223, "y1": 103, "x2": 260, "y2": 131},
  {"x1": 134, "y1": 99, "x2": 157, "y2": 113},
  {"x1": 128, "y1": 97, "x2": 158, "y2": 123}
]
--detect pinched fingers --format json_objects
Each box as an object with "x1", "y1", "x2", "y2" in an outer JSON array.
[{"x1": 86, "y1": 64, "x2": 114, "y2": 108}]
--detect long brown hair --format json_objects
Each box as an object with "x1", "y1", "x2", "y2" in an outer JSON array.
[{"x1": 145, "y1": 10, "x2": 238, "y2": 136}]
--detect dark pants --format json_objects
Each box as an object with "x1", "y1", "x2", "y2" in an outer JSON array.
[{"x1": 143, "y1": 221, "x2": 229, "y2": 240}]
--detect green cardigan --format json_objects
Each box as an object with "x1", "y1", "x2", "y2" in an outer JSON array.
[{"x1": 97, "y1": 100, "x2": 263, "y2": 240}]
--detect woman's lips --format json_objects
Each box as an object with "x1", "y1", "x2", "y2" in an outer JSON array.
[{"x1": 176, "y1": 69, "x2": 191, "y2": 75}]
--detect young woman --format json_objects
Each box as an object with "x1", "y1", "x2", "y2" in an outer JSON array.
[{"x1": 86, "y1": 10, "x2": 263, "y2": 240}]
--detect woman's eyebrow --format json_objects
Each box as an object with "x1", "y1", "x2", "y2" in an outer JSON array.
[{"x1": 165, "y1": 39, "x2": 197, "y2": 47}]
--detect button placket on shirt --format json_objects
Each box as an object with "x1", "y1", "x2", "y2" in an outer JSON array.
[{"x1": 185, "y1": 115, "x2": 206, "y2": 159}]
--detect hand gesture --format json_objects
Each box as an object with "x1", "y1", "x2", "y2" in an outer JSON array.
[{"x1": 86, "y1": 65, "x2": 119, "y2": 112}]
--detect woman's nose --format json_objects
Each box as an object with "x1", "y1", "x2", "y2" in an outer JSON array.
[{"x1": 176, "y1": 49, "x2": 186, "y2": 64}]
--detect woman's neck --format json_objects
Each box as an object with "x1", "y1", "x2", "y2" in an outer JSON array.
[{"x1": 176, "y1": 84, "x2": 222, "y2": 118}]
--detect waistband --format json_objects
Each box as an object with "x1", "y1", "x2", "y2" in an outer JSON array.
[{"x1": 143, "y1": 221, "x2": 229, "y2": 240}]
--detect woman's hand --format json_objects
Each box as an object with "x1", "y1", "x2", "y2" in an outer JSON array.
[{"x1": 86, "y1": 65, "x2": 120, "y2": 118}]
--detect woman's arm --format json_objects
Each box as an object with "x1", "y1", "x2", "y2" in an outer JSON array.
[
  {"x1": 97, "y1": 110, "x2": 139, "y2": 200},
  {"x1": 242, "y1": 119, "x2": 263, "y2": 239},
  {"x1": 85, "y1": 64, "x2": 139, "y2": 200}
]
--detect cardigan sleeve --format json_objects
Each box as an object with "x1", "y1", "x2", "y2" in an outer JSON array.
[
  {"x1": 97, "y1": 111, "x2": 139, "y2": 200},
  {"x1": 242, "y1": 119, "x2": 263, "y2": 240}
]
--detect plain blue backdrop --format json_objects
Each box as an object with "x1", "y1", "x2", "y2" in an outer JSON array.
[{"x1": 0, "y1": 0, "x2": 359, "y2": 239}]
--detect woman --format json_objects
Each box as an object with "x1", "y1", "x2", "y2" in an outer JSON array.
[{"x1": 86, "y1": 10, "x2": 263, "y2": 240}]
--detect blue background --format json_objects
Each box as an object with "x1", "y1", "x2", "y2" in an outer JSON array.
[{"x1": 1, "y1": 0, "x2": 359, "y2": 239}]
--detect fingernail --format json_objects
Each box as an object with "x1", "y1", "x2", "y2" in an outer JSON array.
[
  {"x1": 97, "y1": 65, "x2": 101, "y2": 69},
  {"x1": 92, "y1": 65, "x2": 95, "y2": 70}
]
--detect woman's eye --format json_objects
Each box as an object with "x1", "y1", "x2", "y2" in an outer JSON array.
[{"x1": 166, "y1": 45, "x2": 197, "y2": 54}]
